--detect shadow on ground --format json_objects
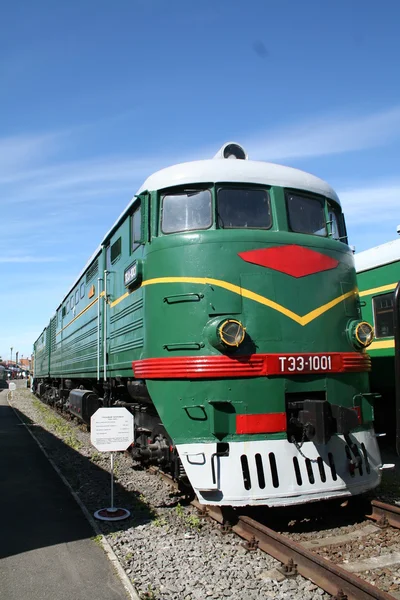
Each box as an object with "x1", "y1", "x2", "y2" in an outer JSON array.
[{"x1": 0, "y1": 389, "x2": 154, "y2": 560}]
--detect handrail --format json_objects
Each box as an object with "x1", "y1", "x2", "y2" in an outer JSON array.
[
  {"x1": 103, "y1": 270, "x2": 108, "y2": 382},
  {"x1": 97, "y1": 277, "x2": 102, "y2": 381}
]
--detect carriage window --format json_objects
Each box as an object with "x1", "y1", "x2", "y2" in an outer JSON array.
[
  {"x1": 131, "y1": 203, "x2": 142, "y2": 251},
  {"x1": 286, "y1": 193, "x2": 327, "y2": 236},
  {"x1": 373, "y1": 292, "x2": 394, "y2": 338},
  {"x1": 217, "y1": 188, "x2": 271, "y2": 229},
  {"x1": 75, "y1": 290, "x2": 79, "y2": 304},
  {"x1": 161, "y1": 189, "x2": 212, "y2": 233},
  {"x1": 111, "y1": 237, "x2": 121, "y2": 263},
  {"x1": 80, "y1": 283, "x2": 85, "y2": 299}
]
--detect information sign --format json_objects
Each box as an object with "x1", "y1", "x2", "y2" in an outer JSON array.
[{"x1": 91, "y1": 407, "x2": 134, "y2": 452}]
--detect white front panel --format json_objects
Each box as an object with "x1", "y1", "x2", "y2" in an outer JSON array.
[{"x1": 177, "y1": 429, "x2": 382, "y2": 507}]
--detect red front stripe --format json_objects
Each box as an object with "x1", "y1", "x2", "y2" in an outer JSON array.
[
  {"x1": 132, "y1": 352, "x2": 371, "y2": 379},
  {"x1": 236, "y1": 413, "x2": 287, "y2": 434}
]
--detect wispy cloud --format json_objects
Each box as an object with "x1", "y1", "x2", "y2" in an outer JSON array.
[
  {"x1": 247, "y1": 106, "x2": 400, "y2": 161},
  {"x1": 339, "y1": 182, "x2": 400, "y2": 225},
  {"x1": 0, "y1": 132, "x2": 60, "y2": 176},
  {"x1": 0, "y1": 256, "x2": 66, "y2": 263}
]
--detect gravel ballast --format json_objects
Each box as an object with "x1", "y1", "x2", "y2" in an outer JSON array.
[{"x1": 6, "y1": 387, "x2": 332, "y2": 600}]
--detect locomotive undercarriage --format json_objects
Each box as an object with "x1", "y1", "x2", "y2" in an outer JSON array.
[{"x1": 33, "y1": 377, "x2": 185, "y2": 482}]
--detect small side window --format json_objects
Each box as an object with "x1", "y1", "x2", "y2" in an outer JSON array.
[
  {"x1": 62, "y1": 307, "x2": 66, "y2": 318},
  {"x1": 111, "y1": 237, "x2": 122, "y2": 263},
  {"x1": 70, "y1": 296, "x2": 74, "y2": 309},
  {"x1": 328, "y1": 204, "x2": 347, "y2": 243},
  {"x1": 66, "y1": 300, "x2": 70, "y2": 314},
  {"x1": 131, "y1": 203, "x2": 142, "y2": 251},
  {"x1": 373, "y1": 292, "x2": 394, "y2": 338},
  {"x1": 75, "y1": 290, "x2": 79, "y2": 304},
  {"x1": 80, "y1": 283, "x2": 85, "y2": 299}
]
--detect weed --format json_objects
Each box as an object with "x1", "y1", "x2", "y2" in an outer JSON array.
[
  {"x1": 91, "y1": 535, "x2": 103, "y2": 547},
  {"x1": 153, "y1": 517, "x2": 167, "y2": 528},
  {"x1": 186, "y1": 514, "x2": 201, "y2": 530},
  {"x1": 125, "y1": 552, "x2": 133, "y2": 561},
  {"x1": 109, "y1": 531, "x2": 120, "y2": 539},
  {"x1": 141, "y1": 585, "x2": 157, "y2": 600},
  {"x1": 174, "y1": 502, "x2": 184, "y2": 517}
]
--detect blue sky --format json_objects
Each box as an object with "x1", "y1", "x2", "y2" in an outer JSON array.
[{"x1": 1, "y1": 0, "x2": 400, "y2": 360}]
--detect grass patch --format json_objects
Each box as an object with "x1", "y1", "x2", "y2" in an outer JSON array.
[{"x1": 32, "y1": 399, "x2": 82, "y2": 450}]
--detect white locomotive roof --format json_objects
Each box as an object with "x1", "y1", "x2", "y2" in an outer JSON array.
[
  {"x1": 57, "y1": 148, "x2": 341, "y2": 314},
  {"x1": 136, "y1": 159, "x2": 340, "y2": 203},
  {"x1": 355, "y1": 237, "x2": 400, "y2": 273}
]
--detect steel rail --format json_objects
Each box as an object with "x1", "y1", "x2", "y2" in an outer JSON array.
[
  {"x1": 192, "y1": 500, "x2": 395, "y2": 600},
  {"x1": 368, "y1": 499, "x2": 400, "y2": 529}
]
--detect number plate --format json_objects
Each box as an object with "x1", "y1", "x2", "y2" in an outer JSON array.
[{"x1": 274, "y1": 354, "x2": 339, "y2": 374}]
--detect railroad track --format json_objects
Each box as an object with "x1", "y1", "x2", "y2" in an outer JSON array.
[
  {"x1": 195, "y1": 499, "x2": 400, "y2": 600},
  {"x1": 28, "y1": 397, "x2": 400, "y2": 600},
  {"x1": 153, "y1": 468, "x2": 400, "y2": 600}
]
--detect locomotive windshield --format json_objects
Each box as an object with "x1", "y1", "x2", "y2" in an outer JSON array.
[
  {"x1": 217, "y1": 188, "x2": 272, "y2": 229},
  {"x1": 286, "y1": 192, "x2": 327, "y2": 237},
  {"x1": 161, "y1": 189, "x2": 212, "y2": 233}
]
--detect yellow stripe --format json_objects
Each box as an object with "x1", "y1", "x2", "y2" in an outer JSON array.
[
  {"x1": 56, "y1": 291, "x2": 105, "y2": 336},
  {"x1": 142, "y1": 276, "x2": 357, "y2": 326},
  {"x1": 359, "y1": 283, "x2": 397, "y2": 297},
  {"x1": 368, "y1": 339, "x2": 395, "y2": 350},
  {"x1": 57, "y1": 276, "x2": 358, "y2": 333},
  {"x1": 110, "y1": 292, "x2": 130, "y2": 308}
]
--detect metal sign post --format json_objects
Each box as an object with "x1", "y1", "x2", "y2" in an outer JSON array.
[{"x1": 90, "y1": 407, "x2": 134, "y2": 521}]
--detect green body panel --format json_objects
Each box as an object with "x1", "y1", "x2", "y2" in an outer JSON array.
[
  {"x1": 34, "y1": 182, "x2": 372, "y2": 447},
  {"x1": 142, "y1": 229, "x2": 368, "y2": 444}
]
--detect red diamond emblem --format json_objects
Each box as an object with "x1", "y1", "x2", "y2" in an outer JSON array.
[{"x1": 238, "y1": 245, "x2": 339, "y2": 278}]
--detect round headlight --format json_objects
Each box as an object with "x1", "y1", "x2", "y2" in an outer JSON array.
[
  {"x1": 355, "y1": 321, "x2": 374, "y2": 347},
  {"x1": 218, "y1": 319, "x2": 246, "y2": 347}
]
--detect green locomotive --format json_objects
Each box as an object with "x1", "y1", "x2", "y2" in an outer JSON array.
[
  {"x1": 34, "y1": 142, "x2": 382, "y2": 507},
  {"x1": 355, "y1": 237, "x2": 400, "y2": 452}
]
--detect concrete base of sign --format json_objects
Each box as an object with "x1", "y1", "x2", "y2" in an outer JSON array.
[{"x1": 94, "y1": 507, "x2": 130, "y2": 521}]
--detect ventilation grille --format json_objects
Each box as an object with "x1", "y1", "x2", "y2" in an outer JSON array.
[
  {"x1": 86, "y1": 260, "x2": 99, "y2": 283},
  {"x1": 240, "y1": 452, "x2": 280, "y2": 490},
  {"x1": 240, "y1": 447, "x2": 369, "y2": 491},
  {"x1": 50, "y1": 316, "x2": 57, "y2": 350}
]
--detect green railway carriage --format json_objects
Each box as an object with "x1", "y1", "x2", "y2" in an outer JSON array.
[
  {"x1": 355, "y1": 238, "x2": 400, "y2": 449},
  {"x1": 34, "y1": 142, "x2": 383, "y2": 507},
  {"x1": 0, "y1": 365, "x2": 7, "y2": 389}
]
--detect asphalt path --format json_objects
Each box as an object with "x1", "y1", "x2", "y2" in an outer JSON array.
[{"x1": 0, "y1": 387, "x2": 128, "y2": 600}]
